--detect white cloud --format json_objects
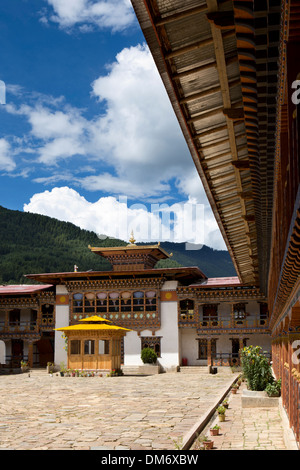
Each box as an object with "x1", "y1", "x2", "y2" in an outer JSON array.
[
  {"x1": 0, "y1": 139, "x2": 15, "y2": 172},
  {"x1": 5, "y1": 44, "x2": 225, "y2": 249},
  {"x1": 5, "y1": 103, "x2": 88, "y2": 166},
  {"x1": 5, "y1": 44, "x2": 191, "y2": 198},
  {"x1": 85, "y1": 44, "x2": 190, "y2": 196},
  {"x1": 23, "y1": 186, "x2": 226, "y2": 249},
  {"x1": 43, "y1": 0, "x2": 136, "y2": 32},
  {"x1": 27, "y1": 107, "x2": 85, "y2": 141}
]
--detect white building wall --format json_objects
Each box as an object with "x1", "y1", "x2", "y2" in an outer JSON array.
[
  {"x1": 179, "y1": 329, "x2": 271, "y2": 365},
  {"x1": 158, "y1": 300, "x2": 180, "y2": 371},
  {"x1": 180, "y1": 328, "x2": 200, "y2": 366},
  {"x1": 0, "y1": 340, "x2": 5, "y2": 364},
  {"x1": 216, "y1": 334, "x2": 271, "y2": 354},
  {"x1": 123, "y1": 330, "x2": 143, "y2": 367},
  {"x1": 123, "y1": 280, "x2": 180, "y2": 371},
  {"x1": 54, "y1": 285, "x2": 69, "y2": 367}
]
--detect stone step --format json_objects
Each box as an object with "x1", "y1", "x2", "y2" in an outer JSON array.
[
  {"x1": 179, "y1": 366, "x2": 209, "y2": 374},
  {"x1": 26, "y1": 368, "x2": 50, "y2": 376},
  {"x1": 122, "y1": 364, "x2": 161, "y2": 375}
]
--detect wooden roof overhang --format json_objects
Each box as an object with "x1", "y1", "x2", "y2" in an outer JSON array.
[
  {"x1": 130, "y1": 0, "x2": 281, "y2": 293},
  {"x1": 88, "y1": 243, "x2": 170, "y2": 260},
  {"x1": 25, "y1": 266, "x2": 206, "y2": 286},
  {"x1": 55, "y1": 316, "x2": 131, "y2": 335}
]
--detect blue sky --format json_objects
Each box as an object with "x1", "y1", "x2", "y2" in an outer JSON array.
[{"x1": 0, "y1": 0, "x2": 226, "y2": 249}]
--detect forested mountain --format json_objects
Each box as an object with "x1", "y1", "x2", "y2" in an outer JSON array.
[{"x1": 0, "y1": 205, "x2": 236, "y2": 284}]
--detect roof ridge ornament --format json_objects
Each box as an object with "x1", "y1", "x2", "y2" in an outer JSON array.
[{"x1": 128, "y1": 230, "x2": 136, "y2": 246}]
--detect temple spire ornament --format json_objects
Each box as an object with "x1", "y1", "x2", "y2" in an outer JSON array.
[{"x1": 128, "y1": 230, "x2": 136, "y2": 246}]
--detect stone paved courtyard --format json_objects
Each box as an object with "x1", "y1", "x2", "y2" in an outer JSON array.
[
  {"x1": 0, "y1": 368, "x2": 236, "y2": 450},
  {"x1": 0, "y1": 367, "x2": 294, "y2": 451},
  {"x1": 191, "y1": 382, "x2": 291, "y2": 451}
]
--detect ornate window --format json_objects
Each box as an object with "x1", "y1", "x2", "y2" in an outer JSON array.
[
  {"x1": 98, "y1": 339, "x2": 110, "y2": 355},
  {"x1": 71, "y1": 290, "x2": 158, "y2": 324},
  {"x1": 202, "y1": 304, "x2": 218, "y2": 326},
  {"x1": 198, "y1": 339, "x2": 217, "y2": 359},
  {"x1": 84, "y1": 340, "x2": 95, "y2": 355},
  {"x1": 70, "y1": 340, "x2": 81, "y2": 355},
  {"x1": 198, "y1": 339, "x2": 207, "y2": 359},
  {"x1": 179, "y1": 299, "x2": 194, "y2": 320},
  {"x1": 233, "y1": 303, "x2": 246, "y2": 323},
  {"x1": 41, "y1": 304, "x2": 54, "y2": 327},
  {"x1": 9, "y1": 309, "x2": 20, "y2": 326},
  {"x1": 141, "y1": 336, "x2": 161, "y2": 357},
  {"x1": 259, "y1": 303, "x2": 268, "y2": 325}
]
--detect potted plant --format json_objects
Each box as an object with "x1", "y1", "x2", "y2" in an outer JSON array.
[
  {"x1": 209, "y1": 424, "x2": 220, "y2": 436},
  {"x1": 201, "y1": 435, "x2": 214, "y2": 450},
  {"x1": 47, "y1": 362, "x2": 55, "y2": 374},
  {"x1": 231, "y1": 383, "x2": 238, "y2": 394},
  {"x1": 109, "y1": 368, "x2": 124, "y2": 377},
  {"x1": 217, "y1": 405, "x2": 226, "y2": 422},
  {"x1": 59, "y1": 362, "x2": 66, "y2": 377},
  {"x1": 222, "y1": 399, "x2": 229, "y2": 409},
  {"x1": 20, "y1": 360, "x2": 29, "y2": 373}
]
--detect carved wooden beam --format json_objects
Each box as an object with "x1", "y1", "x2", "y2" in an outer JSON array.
[
  {"x1": 223, "y1": 108, "x2": 244, "y2": 120},
  {"x1": 206, "y1": 10, "x2": 235, "y2": 29},
  {"x1": 241, "y1": 214, "x2": 255, "y2": 222},
  {"x1": 237, "y1": 191, "x2": 253, "y2": 200},
  {"x1": 231, "y1": 160, "x2": 250, "y2": 169},
  {"x1": 155, "y1": 4, "x2": 207, "y2": 26}
]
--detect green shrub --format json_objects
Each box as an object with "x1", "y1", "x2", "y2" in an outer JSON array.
[
  {"x1": 265, "y1": 379, "x2": 281, "y2": 397},
  {"x1": 141, "y1": 347, "x2": 157, "y2": 364},
  {"x1": 217, "y1": 405, "x2": 226, "y2": 415},
  {"x1": 240, "y1": 345, "x2": 273, "y2": 391}
]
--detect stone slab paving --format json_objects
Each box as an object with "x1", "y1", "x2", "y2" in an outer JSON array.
[
  {"x1": 191, "y1": 383, "x2": 292, "y2": 451},
  {"x1": 0, "y1": 368, "x2": 237, "y2": 451}
]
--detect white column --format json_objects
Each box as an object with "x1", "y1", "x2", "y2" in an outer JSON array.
[
  {"x1": 159, "y1": 280, "x2": 179, "y2": 371},
  {"x1": 54, "y1": 285, "x2": 69, "y2": 367}
]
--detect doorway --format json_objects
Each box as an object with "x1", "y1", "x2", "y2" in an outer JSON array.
[
  {"x1": 35, "y1": 332, "x2": 54, "y2": 367},
  {"x1": 231, "y1": 338, "x2": 247, "y2": 365},
  {"x1": 11, "y1": 339, "x2": 23, "y2": 367}
]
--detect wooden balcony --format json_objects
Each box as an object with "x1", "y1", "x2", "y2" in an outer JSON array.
[
  {"x1": 178, "y1": 312, "x2": 269, "y2": 330},
  {"x1": 0, "y1": 316, "x2": 55, "y2": 336},
  {"x1": 211, "y1": 352, "x2": 271, "y2": 367},
  {"x1": 0, "y1": 321, "x2": 39, "y2": 335},
  {"x1": 199, "y1": 315, "x2": 268, "y2": 329}
]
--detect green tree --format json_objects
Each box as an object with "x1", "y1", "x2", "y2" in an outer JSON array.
[{"x1": 240, "y1": 345, "x2": 273, "y2": 391}]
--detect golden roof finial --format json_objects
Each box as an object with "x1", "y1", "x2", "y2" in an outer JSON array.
[{"x1": 128, "y1": 230, "x2": 136, "y2": 245}]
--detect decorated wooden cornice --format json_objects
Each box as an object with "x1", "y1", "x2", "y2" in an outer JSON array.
[
  {"x1": 196, "y1": 327, "x2": 270, "y2": 336},
  {"x1": 37, "y1": 292, "x2": 55, "y2": 303},
  {"x1": 269, "y1": 210, "x2": 300, "y2": 331},
  {"x1": 66, "y1": 277, "x2": 165, "y2": 292},
  {"x1": 0, "y1": 290, "x2": 55, "y2": 309},
  {"x1": 0, "y1": 332, "x2": 41, "y2": 341},
  {"x1": 272, "y1": 326, "x2": 300, "y2": 343},
  {"x1": 0, "y1": 297, "x2": 40, "y2": 309},
  {"x1": 177, "y1": 286, "x2": 265, "y2": 302},
  {"x1": 88, "y1": 238, "x2": 170, "y2": 272}
]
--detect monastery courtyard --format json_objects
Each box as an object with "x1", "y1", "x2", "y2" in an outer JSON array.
[{"x1": 0, "y1": 367, "x2": 294, "y2": 451}]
